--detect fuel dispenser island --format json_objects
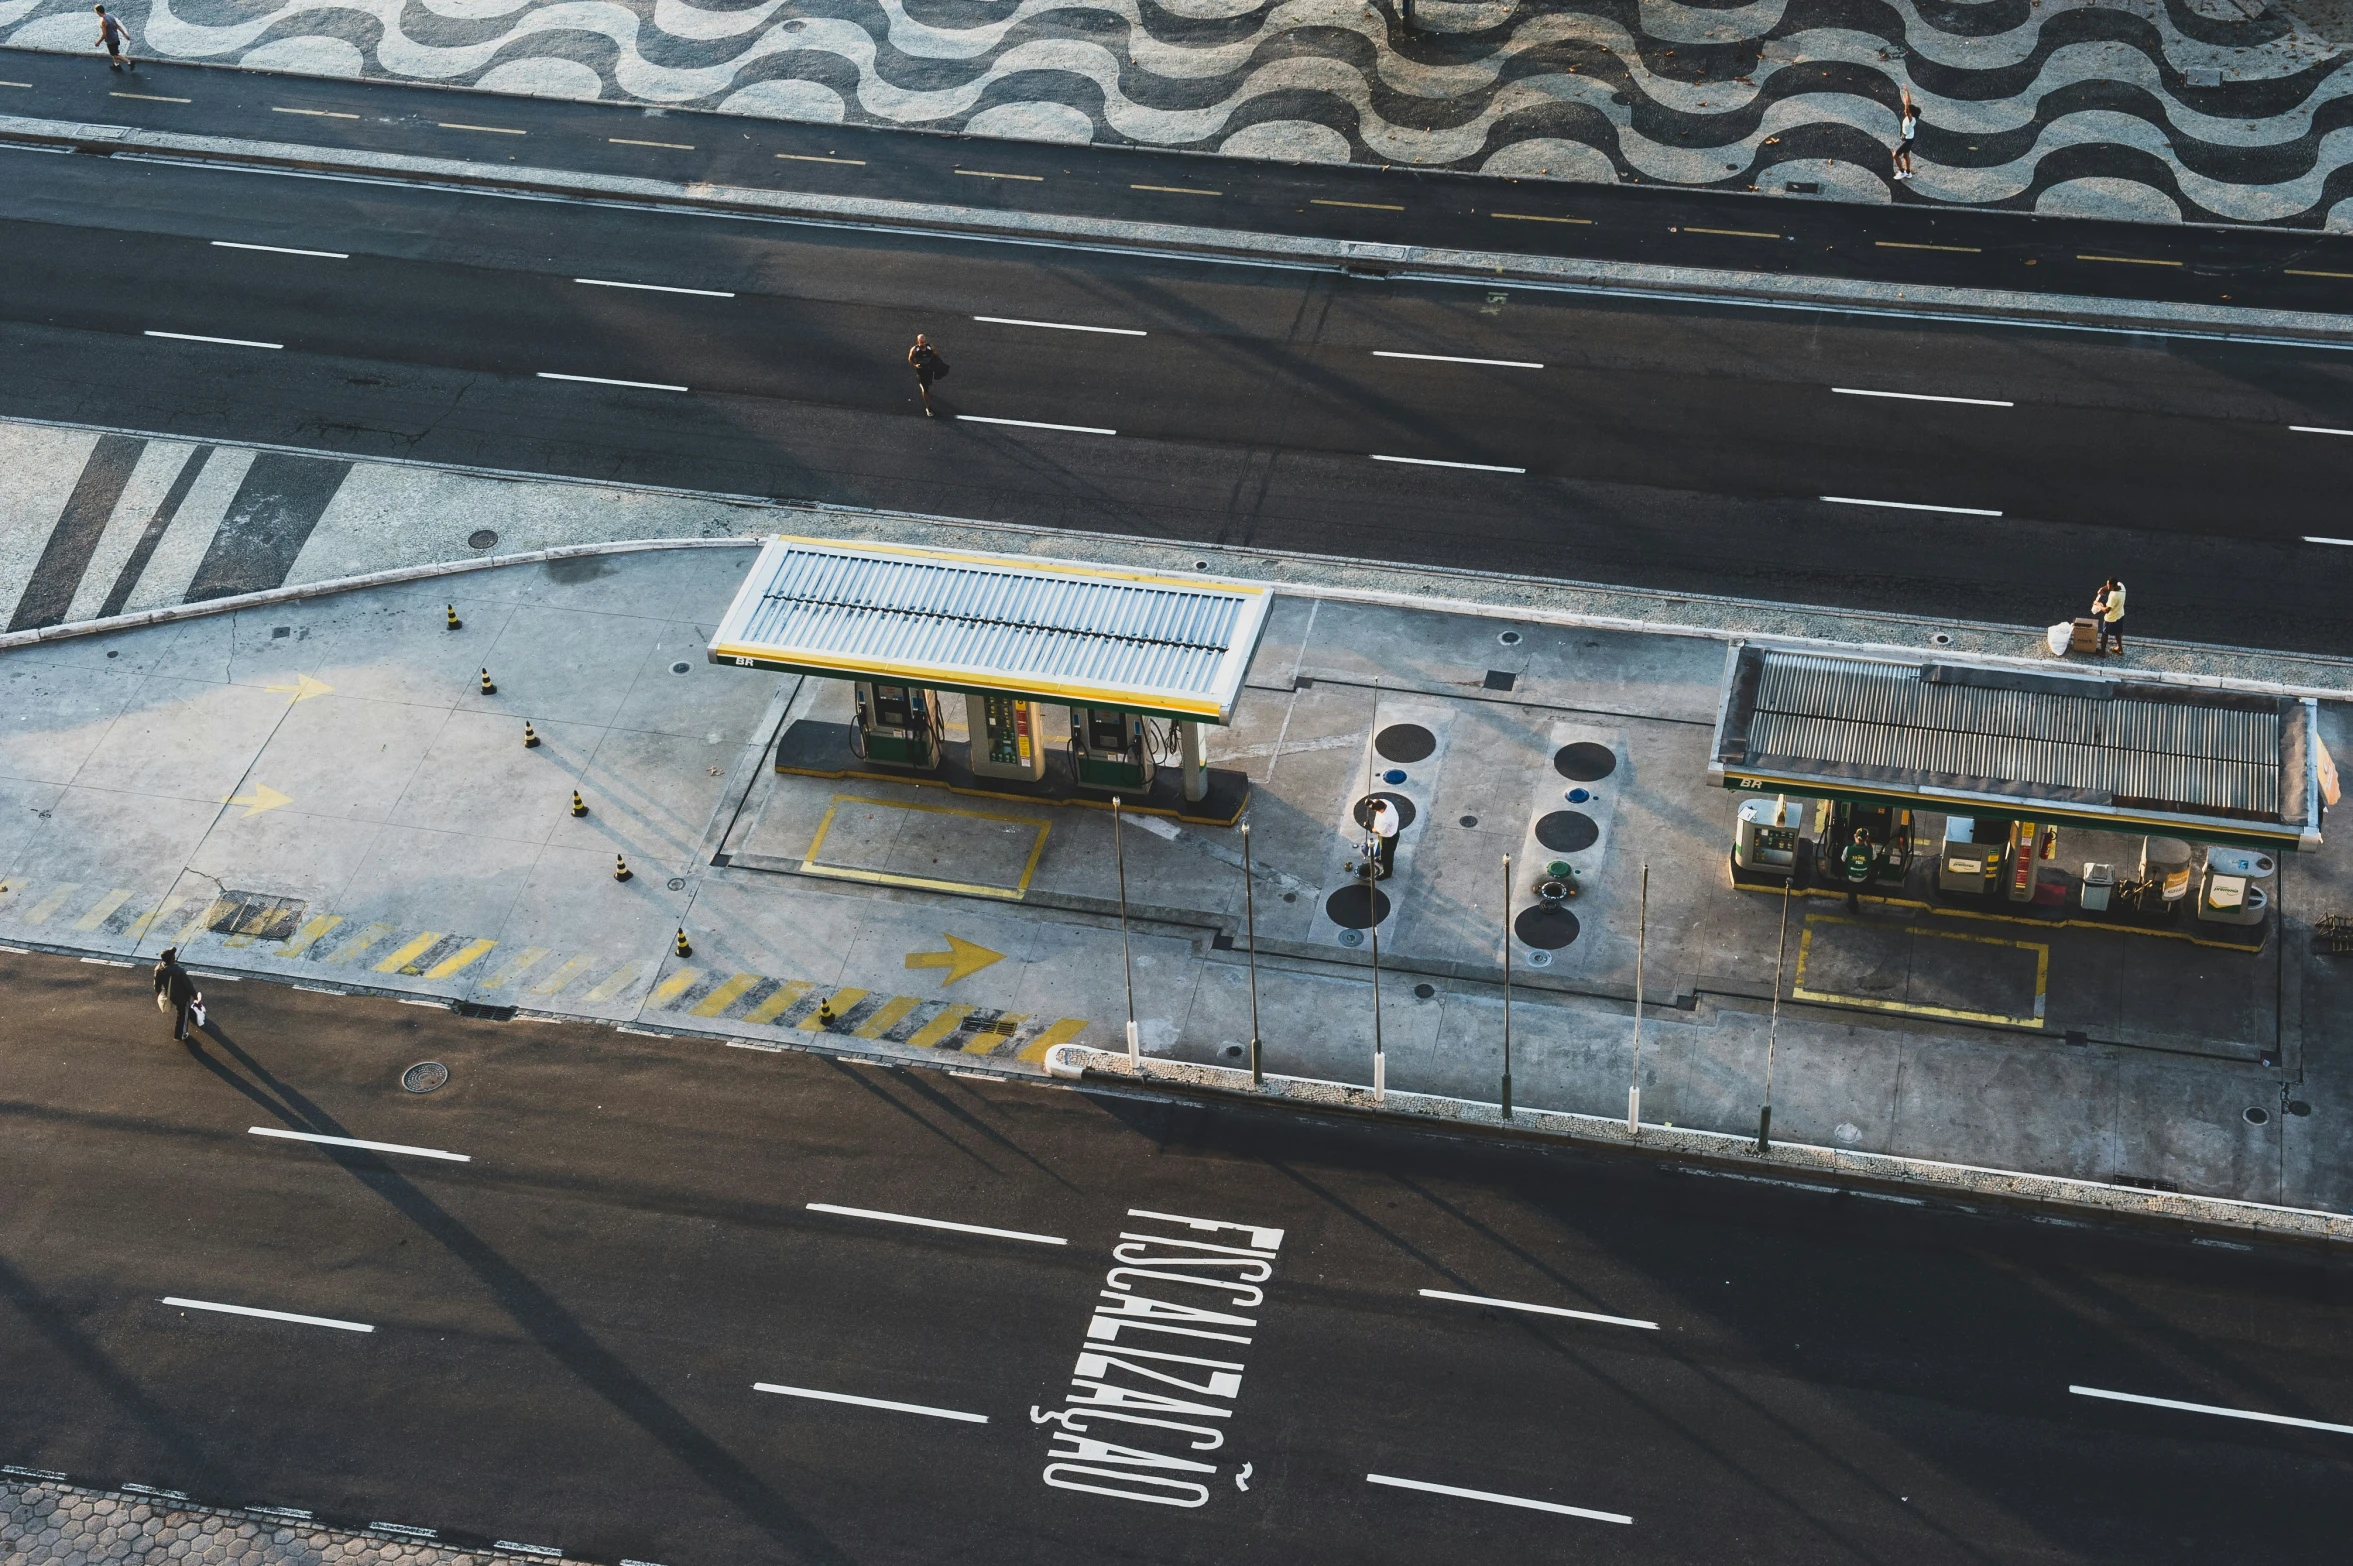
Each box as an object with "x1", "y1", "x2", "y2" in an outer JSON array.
[
  {"x1": 970, "y1": 695, "x2": 1047, "y2": 783},
  {"x1": 1732, "y1": 796, "x2": 1806, "y2": 879},
  {"x1": 1069, "y1": 707, "x2": 1155, "y2": 793},
  {"x1": 851, "y1": 681, "x2": 942, "y2": 772}
]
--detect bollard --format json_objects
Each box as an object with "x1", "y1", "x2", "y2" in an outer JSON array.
[
  {"x1": 523, "y1": 722, "x2": 540, "y2": 749},
  {"x1": 614, "y1": 854, "x2": 632, "y2": 882},
  {"x1": 479, "y1": 667, "x2": 497, "y2": 695},
  {"x1": 445, "y1": 604, "x2": 462, "y2": 631}
]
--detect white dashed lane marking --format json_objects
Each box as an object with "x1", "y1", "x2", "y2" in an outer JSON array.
[
  {"x1": 753, "y1": 1383, "x2": 989, "y2": 1423},
  {"x1": 1417, "y1": 1288, "x2": 1657, "y2": 1331},
  {"x1": 159, "y1": 1297, "x2": 374, "y2": 1333},
  {"x1": 1366, "y1": 1474, "x2": 1633, "y2": 1525},
  {"x1": 806, "y1": 1201, "x2": 1065, "y2": 1246}
]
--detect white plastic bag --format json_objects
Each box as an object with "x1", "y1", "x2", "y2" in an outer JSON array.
[
  {"x1": 2045, "y1": 622, "x2": 2072, "y2": 658},
  {"x1": 189, "y1": 995, "x2": 206, "y2": 1029}
]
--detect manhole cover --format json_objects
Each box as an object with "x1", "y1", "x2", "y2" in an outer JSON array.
[
  {"x1": 1459, "y1": 814, "x2": 1479, "y2": 828},
  {"x1": 402, "y1": 1061, "x2": 449, "y2": 1094},
  {"x1": 467, "y1": 529, "x2": 498, "y2": 550},
  {"x1": 2245, "y1": 1106, "x2": 2270, "y2": 1125},
  {"x1": 1554, "y1": 743, "x2": 1617, "y2": 782},
  {"x1": 1497, "y1": 630, "x2": 1522, "y2": 646},
  {"x1": 2290, "y1": 1100, "x2": 2312, "y2": 1116},
  {"x1": 1514, "y1": 905, "x2": 1580, "y2": 950},
  {"x1": 1352, "y1": 792, "x2": 1417, "y2": 832},
  {"x1": 1931, "y1": 632, "x2": 1953, "y2": 646},
  {"x1": 1222, "y1": 1042, "x2": 1244, "y2": 1058},
  {"x1": 1326, "y1": 882, "x2": 1391, "y2": 930},
  {"x1": 1535, "y1": 811, "x2": 1599, "y2": 853},
  {"x1": 1413, "y1": 983, "x2": 1435, "y2": 999},
  {"x1": 671, "y1": 661, "x2": 691, "y2": 674},
  {"x1": 667, "y1": 877, "x2": 686, "y2": 891},
  {"x1": 1526, "y1": 949, "x2": 1552, "y2": 967},
  {"x1": 1375, "y1": 724, "x2": 1437, "y2": 764}
]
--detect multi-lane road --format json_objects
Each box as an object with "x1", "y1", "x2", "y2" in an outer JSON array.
[{"x1": 5, "y1": 948, "x2": 2352, "y2": 1563}]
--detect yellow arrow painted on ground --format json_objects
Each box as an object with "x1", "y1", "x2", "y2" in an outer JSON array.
[
  {"x1": 906, "y1": 933, "x2": 1006, "y2": 987},
  {"x1": 265, "y1": 673, "x2": 335, "y2": 702},
  {"x1": 221, "y1": 784, "x2": 293, "y2": 818}
]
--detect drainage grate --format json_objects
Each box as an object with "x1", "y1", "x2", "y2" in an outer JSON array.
[
  {"x1": 453, "y1": 1001, "x2": 515, "y2": 1022},
  {"x1": 1483, "y1": 670, "x2": 1517, "y2": 692},
  {"x1": 468, "y1": 529, "x2": 498, "y2": 549},
  {"x1": 204, "y1": 891, "x2": 306, "y2": 943},
  {"x1": 402, "y1": 1061, "x2": 450, "y2": 1094}
]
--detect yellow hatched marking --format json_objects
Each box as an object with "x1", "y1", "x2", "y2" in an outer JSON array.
[
  {"x1": 853, "y1": 995, "x2": 922, "y2": 1039},
  {"x1": 72, "y1": 889, "x2": 134, "y2": 932},
  {"x1": 797, "y1": 988, "x2": 868, "y2": 1030},
  {"x1": 964, "y1": 1014, "x2": 1027, "y2": 1054},
  {"x1": 904, "y1": 1004, "x2": 975, "y2": 1049},
  {"x1": 272, "y1": 914, "x2": 343, "y2": 958},
  {"x1": 651, "y1": 967, "x2": 704, "y2": 1006},
  {"x1": 476, "y1": 946, "x2": 549, "y2": 989},
  {"x1": 424, "y1": 938, "x2": 498, "y2": 980},
  {"x1": 744, "y1": 979, "x2": 813, "y2": 1024},
  {"x1": 1018, "y1": 1018, "x2": 1088, "y2": 1063},
  {"x1": 689, "y1": 972, "x2": 761, "y2": 1017},
  {"x1": 374, "y1": 932, "x2": 441, "y2": 974},
  {"x1": 323, "y1": 922, "x2": 396, "y2": 965},
  {"x1": 23, "y1": 884, "x2": 80, "y2": 924},
  {"x1": 583, "y1": 961, "x2": 648, "y2": 1004},
  {"x1": 529, "y1": 953, "x2": 599, "y2": 995},
  {"x1": 125, "y1": 896, "x2": 197, "y2": 943}
]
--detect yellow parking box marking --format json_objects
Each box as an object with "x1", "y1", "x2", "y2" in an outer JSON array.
[
  {"x1": 1790, "y1": 915, "x2": 2049, "y2": 1028},
  {"x1": 798, "y1": 988, "x2": 869, "y2": 1030},
  {"x1": 323, "y1": 922, "x2": 396, "y2": 965},
  {"x1": 964, "y1": 1014, "x2": 1027, "y2": 1053},
  {"x1": 652, "y1": 967, "x2": 704, "y2": 1007},
  {"x1": 424, "y1": 938, "x2": 498, "y2": 979},
  {"x1": 905, "y1": 1004, "x2": 975, "y2": 1049},
  {"x1": 745, "y1": 979, "x2": 814, "y2": 1024},
  {"x1": 583, "y1": 961, "x2": 649, "y2": 1004},
  {"x1": 690, "y1": 972, "x2": 761, "y2": 1017},
  {"x1": 72, "y1": 889, "x2": 134, "y2": 932},
  {"x1": 477, "y1": 945, "x2": 549, "y2": 989},
  {"x1": 1018, "y1": 1018, "x2": 1089, "y2": 1062},
  {"x1": 23, "y1": 884, "x2": 80, "y2": 924},
  {"x1": 374, "y1": 933, "x2": 441, "y2": 974},
  {"x1": 529, "y1": 953, "x2": 600, "y2": 995},
  {"x1": 272, "y1": 915, "x2": 343, "y2": 959},
  {"x1": 802, "y1": 794, "x2": 1051, "y2": 901},
  {"x1": 854, "y1": 995, "x2": 922, "y2": 1038}
]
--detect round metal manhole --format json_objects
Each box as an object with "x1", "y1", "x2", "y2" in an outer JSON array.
[
  {"x1": 1931, "y1": 632, "x2": 1954, "y2": 646},
  {"x1": 2245, "y1": 1106, "x2": 2271, "y2": 1126},
  {"x1": 1525, "y1": 948, "x2": 1553, "y2": 967},
  {"x1": 1375, "y1": 724, "x2": 1438, "y2": 764},
  {"x1": 2290, "y1": 1100, "x2": 2312, "y2": 1117},
  {"x1": 667, "y1": 877, "x2": 686, "y2": 891},
  {"x1": 671, "y1": 660, "x2": 692, "y2": 675},
  {"x1": 1222, "y1": 1042, "x2": 1244, "y2": 1059},
  {"x1": 468, "y1": 529, "x2": 498, "y2": 550},
  {"x1": 1515, "y1": 905, "x2": 1581, "y2": 950},
  {"x1": 1413, "y1": 982, "x2": 1436, "y2": 999},
  {"x1": 1459, "y1": 814, "x2": 1479, "y2": 829},
  {"x1": 1325, "y1": 882, "x2": 1392, "y2": 930},
  {"x1": 1535, "y1": 810, "x2": 1599, "y2": 853},
  {"x1": 402, "y1": 1061, "x2": 449, "y2": 1094},
  {"x1": 1554, "y1": 742, "x2": 1617, "y2": 782},
  {"x1": 1352, "y1": 792, "x2": 1418, "y2": 832},
  {"x1": 1497, "y1": 630, "x2": 1522, "y2": 646}
]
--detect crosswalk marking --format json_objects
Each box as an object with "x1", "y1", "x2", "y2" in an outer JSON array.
[
  {"x1": 23, "y1": 884, "x2": 80, "y2": 924},
  {"x1": 529, "y1": 953, "x2": 600, "y2": 995},
  {"x1": 374, "y1": 932, "x2": 441, "y2": 974},
  {"x1": 582, "y1": 961, "x2": 649, "y2": 1005},
  {"x1": 71, "y1": 889, "x2": 134, "y2": 932},
  {"x1": 424, "y1": 938, "x2": 497, "y2": 979},
  {"x1": 690, "y1": 972, "x2": 761, "y2": 1017},
  {"x1": 905, "y1": 1004, "x2": 974, "y2": 1049},
  {"x1": 744, "y1": 979, "x2": 813, "y2": 1024},
  {"x1": 476, "y1": 945, "x2": 549, "y2": 989},
  {"x1": 799, "y1": 988, "x2": 869, "y2": 1030}
]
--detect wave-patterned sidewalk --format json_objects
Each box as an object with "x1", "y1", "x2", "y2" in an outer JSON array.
[{"x1": 6, "y1": 0, "x2": 2353, "y2": 225}]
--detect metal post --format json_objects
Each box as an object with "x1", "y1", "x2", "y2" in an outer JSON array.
[
  {"x1": 1630, "y1": 862, "x2": 1647, "y2": 1136},
  {"x1": 1500, "y1": 854, "x2": 1513, "y2": 1120},
  {"x1": 1243, "y1": 823, "x2": 1262, "y2": 1088},
  {"x1": 1115, "y1": 795, "x2": 1138, "y2": 1064},
  {"x1": 1362, "y1": 687, "x2": 1383, "y2": 1103},
  {"x1": 1179, "y1": 720, "x2": 1208, "y2": 804},
  {"x1": 1759, "y1": 874, "x2": 1791, "y2": 1152},
  {"x1": 1371, "y1": 896, "x2": 1385, "y2": 1104}
]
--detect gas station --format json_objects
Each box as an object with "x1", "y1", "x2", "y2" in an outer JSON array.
[{"x1": 708, "y1": 536, "x2": 1275, "y2": 825}]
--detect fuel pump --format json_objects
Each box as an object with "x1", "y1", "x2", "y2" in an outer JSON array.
[
  {"x1": 1069, "y1": 707, "x2": 1154, "y2": 792},
  {"x1": 971, "y1": 695, "x2": 1046, "y2": 782},
  {"x1": 852, "y1": 681, "x2": 942, "y2": 771}
]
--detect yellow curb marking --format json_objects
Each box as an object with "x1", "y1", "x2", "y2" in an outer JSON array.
[
  {"x1": 853, "y1": 996, "x2": 922, "y2": 1038},
  {"x1": 424, "y1": 938, "x2": 498, "y2": 980},
  {"x1": 651, "y1": 968, "x2": 703, "y2": 1006},
  {"x1": 690, "y1": 972, "x2": 761, "y2": 1017},
  {"x1": 374, "y1": 933, "x2": 441, "y2": 974},
  {"x1": 743, "y1": 980, "x2": 813, "y2": 1025},
  {"x1": 797, "y1": 988, "x2": 868, "y2": 1030},
  {"x1": 72, "y1": 889, "x2": 133, "y2": 932},
  {"x1": 904, "y1": 1004, "x2": 974, "y2": 1049},
  {"x1": 1019, "y1": 1018, "x2": 1088, "y2": 1062},
  {"x1": 272, "y1": 915, "x2": 343, "y2": 959},
  {"x1": 583, "y1": 961, "x2": 648, "y2": 1005},
  {"x1": 476, "y1": 946, "x2": 548, "y2": 989},
  {"x1": 529, "y1": 953, "x2": 599, "y2": 995},
  {"x1": 24, "y1": 885, "x2": 81, "y2": 924}
]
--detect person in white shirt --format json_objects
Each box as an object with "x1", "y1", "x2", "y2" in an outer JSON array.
[
  {"x1": 2092, "y1": 578, "x2": 2126, "y2": 655},
  {"x1": 1364, "y1": 797, "x2": 1401, "y2": 880}
]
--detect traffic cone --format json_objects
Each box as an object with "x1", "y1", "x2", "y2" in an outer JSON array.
[
  {"x1": 614, "y1": 854, "x2": 632, "y2": 882},
  {"x1": 523, "y1": 722, "x2": 540, "y2": 748},
  {"x1": 815, "y1": 995, "x2": 837, "y2": 1027},
  {"x1": 479, "y1": 667, "x2": 496, "y2": 695},
  {"x1": 445, "y1": 604, "x2": 461, "y2": 631},
  {"x1": 674, "y1": 927, "x2": 692, "y2": 958},
  {"x1": 570, "y1": 790, "x2": 587, "y2": 817}
]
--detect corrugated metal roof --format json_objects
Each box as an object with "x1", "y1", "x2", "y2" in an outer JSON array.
[{"x1": 708, "y1": 537, "x2": 1275, "y2": 723}]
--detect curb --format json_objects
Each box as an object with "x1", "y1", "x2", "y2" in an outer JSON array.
[{"x1": 1046, "y1": 1045, "x2": 2353, "y2": 1247}]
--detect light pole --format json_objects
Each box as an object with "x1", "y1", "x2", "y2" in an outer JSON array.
[
  {"x1": 1500, "y1": 854, "x2": 1513, "y2": 1120},
  {"x1": 1629, "y1": 862, "x2": 1647, "y2": 1136},
  {"x1": 1759, "y1": 874, "x2": 1790, "y2": 1152},
  {"x1": 1114, "y1": 795, "x2": 1137, "y2": 1065},
  {"x1": 1242, "y1": 823, "x2": 1262, "y2": 1087}
]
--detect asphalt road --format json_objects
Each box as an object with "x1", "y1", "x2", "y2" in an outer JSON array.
[{"x1": 4, "y1": 948, "x2": 2352, "y2": 1564}]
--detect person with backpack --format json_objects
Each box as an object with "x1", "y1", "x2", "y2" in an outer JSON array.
[
  {"x1": 153, "y1": 947, "x2": 199, "y2": 1041},
  {"x1": 94, "y1": 4, "x2": 134, "y2": 72},
  {"x1": 907, "y1": 333, "x2": 949, "y2": 416}
]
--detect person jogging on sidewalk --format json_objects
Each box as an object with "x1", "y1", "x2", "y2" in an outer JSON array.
[
  {"x1": 2092, "y1": 577, "x2": 2126, "y2": 655},
  {"x1": 153, "y1": 947, "x2": 198, "y2": 1041},
  {"x1": 907, "y1": 333, "x2": 949, "y2": 417},
  {"x1": 1892, "y1": 87, "x2": 1917, "y2": 181},
  {"x1": 94, "y1": 4, "x2": 134, "y2": 72}
]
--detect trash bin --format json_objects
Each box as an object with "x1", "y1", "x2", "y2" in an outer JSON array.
[{"x1": 2080, "y1": 861, "x2": 2114, "y2": 912}]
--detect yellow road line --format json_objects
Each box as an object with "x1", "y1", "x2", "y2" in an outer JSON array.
[
  {"x1": 583, "y1": 961, "x2": 648, "y2": 1004},
  {"x1": 1133, "y1": 183, "x2": 1218, "y2": 195},
  {"x1": 1875, "y1": 239, "x2": 1979, "y2": 253},
  {"x1": 798, "y1": 987, "x2": 869, "y2": 1030},
  {"x1": 854, "y1": 996, "x2": 922, "y2": 1039},
  {"x1": 476, "y1": 945, "x2": 548, "y2": 989},
  {"x1": 22, "y1": 884, "x2": 80, "y2": 924},
  {"x1": 904, "y1": 1004, "x2": 975, "y2": 1049},
  {"x1": 964, "y1": 1014, "x2": 1027, "y2": 1054},
  {"x1": 611, "y1": 137, "x2": 693, "y2": 150},
  {"x1": 374, "y1": 932, "x2": 441, "y2": 974},
  {"x1": 956, "y1": 168, "x2": 1043, "y2": 181},
  {"x1": 651, "y1": 967, "x2": 703, "y2": 1006},
  {"x1": 1491, "y1": 212, "x2": 1593, "y2": 225},
  {"x1": 1683, "y1": 226, "x2": 1779, "y2": 239},
  {"x1": 440, "y1": 122, "x2": 524, "y2": 135},
  {"x1": 72, "y1": 889, "x2": 133, "y2": 932},
  {"x1": 272, "y1": 914, "x2": 343, "y2": 959},
  {"x1": 777, "y1": 152, "x2": 866, "y2": 165},
  {"x1": 529, "y1": 953, "x2": 599, "y2": 995},
  {"x1": 690, "y1": 972, "x2": 762, "y2": 1017},
  {"x1": 424, "y1": 938, "x2": 498, "y2": 980},
  {"x1": 744, "y1": 979, "x2": 813, "y2": 1024},
  {"x1": 1313, "y1": 198, "x2": 1403, "y2": 211},
  {"x1": 2077, "y1": 254, "x2": 2181, "y2": 267},
  {"x1": 2286, "y1": 268, "x2": 2353, "y2": 279},
  {"x1": 1019, "y1": 1018, "x2": 1088, "y2": 1063},
  {"x1": 273, "y1": 106, "x2": 357, "y2": 119}
]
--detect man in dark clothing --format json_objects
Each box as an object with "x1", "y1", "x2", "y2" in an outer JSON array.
[
  {"x1": 153, "y1": 947, "x2": 198, "y2": 1040},
  {"x1": 907, "y1": 334, "x2": 947, "y2": 416},
  {"x1": 94, "y1": 5, "x2": 133, "y2": 71},
  {"x1": 1840, "y1": 829, "x2": 1880, "y2": 913}
]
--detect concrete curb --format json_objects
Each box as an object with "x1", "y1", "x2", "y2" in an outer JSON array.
[
  {"x1": 11, "y1": 110, "x2": 2353, "y2": 348},
  {"x1": 1046, "y1": 1045, "x2": 2353, "y2": 1245}
]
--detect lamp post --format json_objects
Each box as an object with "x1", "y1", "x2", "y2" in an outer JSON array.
[
  {"x1": 1500, "y1": 854, "x2": 1513, "y2": 1120},
  {"x1": 1242, "y1": 823, "x2": 1262, "y2": 1087},
  {"x1": 1760, "y1": 874, "x2": 1790, "y2": 1152},
  {"x1": 1115, "y1": 795, "x2": 1137, "y2": 1065},
  {"x1": 1629, "y1": 862, "x2": 1647, "y2": 1136}
]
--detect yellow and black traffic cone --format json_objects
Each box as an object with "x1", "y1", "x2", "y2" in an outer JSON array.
[
  {"x1": 614, "y1": 854, "x2": 632, "y2": 882},
  {"x1": 478, "y1": 667, "x2": 496, "y2": 695},
  {"x1": 674, "y1": 927, "x2": 692, "y2": 958},
  {"x1": 815, "y1": 995, "x2": 837, "y2": 1028},
  {"x1": 570, "y1": 790, "x2": 588, "y2": 817},
  {"x1": 523, "y1": 722, "x2": 540, "y2": 748},
  {"x1": 445, "y1": 603, "x2": 461, "y2": 631}
]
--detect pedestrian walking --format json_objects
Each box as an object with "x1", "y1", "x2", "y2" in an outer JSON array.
[
  {"x1": 2092, "y1": 576, "x2": 2126, "y2": 655},
  {"x1": 1892, "y1": 87, "x2": 1917, "y2": 181},
  {"x1": 1839, "y1": 828, "x2": 1879, "y2": 912},
  {"x1": 94, "y1": 4, "x2": 134, "y2": 72},
  {"x1": 1363, "y1": 796, "x2": 1402, "y2": 880},
  {"x1": 907, "y1": 333, "x2": 949, "y2": 417},
  {"x1": 153, "y1": 947, "x2": 199, "y2": 1041}
]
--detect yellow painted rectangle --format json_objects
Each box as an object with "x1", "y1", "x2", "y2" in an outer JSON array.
[
  {"x1": 690, "y1": 972, "x2": 762, "y2": 1017},
  {"x1": 797, "y1": 988, "x2": 869, "y2": 1030},
  {"x1": 71, "y1": 889, "x2": 133, "y2": 932},
  {"x1": 904, "y1": 1004, "x2": 975, "y2": 1049},
  {"x1": 964, "y1": 1014, "x2": 1027, "y2": 1054},
  {"x1": 1018, "y1": 1017, "x2": 1089, "y2": 1063},
  {"x1": 477, "y1": 945, "x2": 549, "y2": 989},
  {"x1": 583, "y1": 961, "x2": 648, "y2": 1005},
  {"x1": 424, "y1": 938, "x2": 498, "y2": 980},
  {"x1": 802, "y1": 794, "x2": 1050, "y2": 902},
  {"x1": 374, "y1": 932, "x2": 441, "y2": 974},
  {"x1": 651, "y1": 967, "x2": 704, "y2": 1006},
  {"x1": 853, "y1": 995, "x2": 921, "y2": 1039},
  {"x1": 1790, "y1": 915, "x2": 2049, "y2": 1029},
  {"x1": 744, "y1": 979, "x2": 813, "y2": 1025},
  {"x1": 22, "y1": 884, "x2": 79, "y2": 924},
  {"x1": 271, "y1": 914, "x2": 343, "y2": 958},
  {"x1": 529, "y1": 953, "x2": 599, "y2": 995}
]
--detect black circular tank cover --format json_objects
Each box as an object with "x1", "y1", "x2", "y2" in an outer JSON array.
[
  {"x1": 1554, "y1": 742, "x2": 1617, "y2": 782},
  {"x1": 1534, "y1": 811, "x2": 1599, "y2": 853},
  {"x1": 1325, "y1": 883, "x2": 1392, "y2": 930},
  {"x1": 1375, "y1": 724, "x2": 1438, "y2": 764},
  {"x1": 1514, "y1": 905, "x2": 1581, "y2": 950},
  {"x1": 1351, "y1": 792, "x2": 1418, "y2": 832}
]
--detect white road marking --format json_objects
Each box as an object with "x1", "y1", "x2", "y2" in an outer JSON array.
[
  {"x1": 576, "y1": 277, "x2": 736, "y2": 298},
  {"x1": 248, "y1": 1126, "x2": 470, "y2": 1163},
  {"x1": 159, "y1": 1297, "x2": 374, "y2": 1333},
  {"x1": 439, "y1": 122, "x2": 523, "y2": 135},
  {"x1": 1418, "y1": 1288, "x2": 1658, "y2": 1331},
  {"x1": 1832, "y1": 387, "x2": 2014, "y2": 408},
  {"x1": 1373, "y1": 351, "x2": 1543, "y2": 370},
  {"x1": 1366, "y1": 1474, "x2": 1631, "y2": 1524},
  {"x1": 753, "y1": 1383, "x2": 988, "y2": 1423},
  {"x1": 537, "y1": 372, "x2": 689, "y2": 392},
  {"x1": 2290, "y1": 425, "x2": 2353, "y2": 436},
  {"x1": 112, "y1": 92, "x2": 191, "y2": 103},
  {"x1": 777, "y1": 152, "x2": 867, "y2": 165},
  {"x1": 1370, "y1": 454, "x2": 1527, "y2": 474},
  {"x1": 957, "y1": 415, "x2": 1116, "y2": 435},
  {"x1": 806, "y1": 1201, "x2": 1065, "y2": 1246},
  {"x1": 212, "y1": 240, "x2": 348, "y2": 259},
  {"x1": 2305, "y1": 535, "x2": 2353, "y2": 546},
  {"x1": 1820, "y1": 495, "x2": 2002, "y2": 517},
  {"x1": 972, "y1": 315, "x2": 1147, "y2": 337},
  {"x1": 271, "y1": 106, "x2": 357, "y2": 120},
  {"x1": 609, "y1": 137, "x2": 693, "y2": 151},
  {"x1": 2069, "y1": 1385, "x2": 2353, "y2": 1435},
  {"x1": 145, "y1": 331, "x2": 282, "y2": 350}
]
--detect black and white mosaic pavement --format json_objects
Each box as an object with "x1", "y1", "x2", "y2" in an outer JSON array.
[{"x1": 7, "y1": 0, "x2": 2353, "y2": 226}]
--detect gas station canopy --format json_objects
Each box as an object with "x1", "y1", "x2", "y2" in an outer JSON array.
[
  {"x1": 1710, "y1": 643, "x2": 2326, "y2": 852},
  {"x1": 707, "y1": 536, "x2": 1275, "y2": 724}
]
